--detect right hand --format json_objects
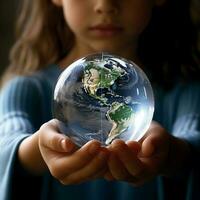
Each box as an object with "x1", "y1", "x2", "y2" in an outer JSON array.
[{"x1": 38, "y1": 119, "x2": 109, "y2": 185}]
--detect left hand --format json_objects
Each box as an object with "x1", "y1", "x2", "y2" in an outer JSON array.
[{"x1": 104, "y1": 121, "x2": 172, "y2": 186}]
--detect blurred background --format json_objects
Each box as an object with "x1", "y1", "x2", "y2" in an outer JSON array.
[
  {"x1": 0, "y1": 0, "x2": 199, "y2": 77},
  {"x1": 0, "y1": 0, "x2": 18, "y2": 75}
]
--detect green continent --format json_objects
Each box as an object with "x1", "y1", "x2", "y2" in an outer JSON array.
[
  {"x1": 82, "y1": 62, "x2": 125, "y2": 103},
  {"x1": 106, "y1": 102, "x2": 134, "y2": 144},
  {"x1": 82, "y1": 61, "x2": 132, "y2": 144}
]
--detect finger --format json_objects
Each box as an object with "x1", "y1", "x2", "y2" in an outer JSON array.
[
  {"x1": 139, "y1": 137, "x2": 155, "y2": 157},
  {"x1": 53, "y1": 140, "x2": 101, "y2": 178},
  {"x1": 111, "y1": 140, "x2": 144, "y2": 178},
  {"x1": 60, "y1": 149, "x2": 109, "y2": 185},
  {"x1": 60, "y1": 138, "x2": 78, "y2": 153},
  {"x1": 126, "y1": 141, "x2": 141, "y2": 154},
  {"x1": 139, "y1": 126, "x2": 169, "y2": 158},
  {"x1": 39, "y1": 119, "x2": 77, "y2": 153},
  {"x1": 138, "y1": 121, "x2": 162, "y2": 143},
  {"x1": 108, "y1": 153, "x2": 130, "y2": 181},
  {"x1": 90, "y1": 166, "x2": 108, "y2": 180},
  {"x1": 89, "y1": 147, "x2": 109, "y2": 180}
]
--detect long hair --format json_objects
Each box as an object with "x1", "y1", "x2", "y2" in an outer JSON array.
[
  {"x1": 2, "y1": 0, "x2": 73, "y2": 83},
  {"x1": 1, "y1": 0, "x2": 199, "y2": 88}
]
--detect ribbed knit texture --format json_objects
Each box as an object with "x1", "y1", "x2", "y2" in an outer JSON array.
[{"x1": 0, "y1": 65, "x2": 199, "y2": 200}]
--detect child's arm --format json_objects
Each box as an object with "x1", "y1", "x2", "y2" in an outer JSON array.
[
  {"x1": 104, "y1": 121, "x2": 191, "y2": 186},
  {"x1": 0, "y1": 76, "x2": 108, "y2": 189},
  {"x1": 18, "y1": 119, "x2": 109, "y2": 184}
]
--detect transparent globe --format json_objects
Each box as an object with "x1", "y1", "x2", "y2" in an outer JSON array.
[{"x1": 53, "y1": 52, "x2": 154, "y2": 146}]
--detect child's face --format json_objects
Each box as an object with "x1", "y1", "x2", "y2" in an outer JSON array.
[{"x1": 53, "y1": 0, "x2": 163, "y2": 54}]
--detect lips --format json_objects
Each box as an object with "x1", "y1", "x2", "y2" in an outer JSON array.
[{"x1": 89, "y1": 24, "x2": 123, "y2": 37}]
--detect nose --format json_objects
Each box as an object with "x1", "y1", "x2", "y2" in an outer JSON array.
[{"x1": 94, "y1": 0, "x2": 119, "y2": 15}]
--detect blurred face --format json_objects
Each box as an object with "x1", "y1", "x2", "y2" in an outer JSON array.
[{"x1": 53, "y1": 0, "x2": 163, "y2": 56}]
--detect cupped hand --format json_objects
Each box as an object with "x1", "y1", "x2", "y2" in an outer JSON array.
[
  {"x1": 38, "y1": 119, "x2": 109, "y2": 185},
  {"x1": 104, "y1": 121, "x2": 172, "y2": 186}
]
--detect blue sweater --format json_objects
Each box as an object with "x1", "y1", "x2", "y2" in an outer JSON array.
[{"x1": 0, "y1": 65, "x2": 200, "y2": 200}]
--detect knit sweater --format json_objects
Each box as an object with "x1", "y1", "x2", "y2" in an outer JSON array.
[{"x1": 0, "y1": 64, "x2": 200, "y2": 200}]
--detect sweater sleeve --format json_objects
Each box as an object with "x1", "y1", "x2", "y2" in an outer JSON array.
[
  {"x1": 0, "y1": 76, "x2": 43, "y2": 200},
  {"x1": 171, "y1": 82, "x2": 200, "y2": 154}
]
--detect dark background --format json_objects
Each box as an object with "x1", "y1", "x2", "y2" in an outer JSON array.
[{"x1": 0, "y1": 0, "x2": 18, "y2": 75}]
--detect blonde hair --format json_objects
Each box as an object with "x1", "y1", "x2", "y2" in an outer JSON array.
[
  {"x1": 2, "y1": 0, "x2": 199, "y2": 87},
  {"x1": 2, "y1": 0, "x2": 73, "y2": 83}
]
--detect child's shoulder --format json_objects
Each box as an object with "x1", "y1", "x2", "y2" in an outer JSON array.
[
  {"x1": 0, "y1": 76, "x2": 42, "y2": 112},
  {"x1": 1, "y1": 64, "x2": 60, "y2": 92},
  {"x1": 171, "y1": 81, "x2": 200, "y2": 113},
  {"x1": 165, "y1": 81, "x2": 200, "y2": 97},
  {"x1": 2, "y1": 75, "x2": 37, "y2": 92},
  {"x1": 1, "y1": 74, "x2": 42, "y2": 96}
]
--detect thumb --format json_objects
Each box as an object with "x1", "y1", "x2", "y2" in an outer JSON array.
[
  {"x1": 39, "y1": 119, "x2": 76, "y2": 153},
  {"x1": 52, "y1": 134, "x2": 75, "y2": 153}
]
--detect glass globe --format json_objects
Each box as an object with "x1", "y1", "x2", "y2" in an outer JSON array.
[{"x1": 53, "y1": 52, "x2": 154, "y2": 146}]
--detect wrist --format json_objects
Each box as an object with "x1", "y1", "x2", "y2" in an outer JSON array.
[{"x1": 18, "y1": 131, "x2": 47, "y2": 175}]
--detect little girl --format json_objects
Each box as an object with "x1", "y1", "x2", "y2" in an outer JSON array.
[{"x1": 0, "y1": 0, "x2": 199, "y2": 200}]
